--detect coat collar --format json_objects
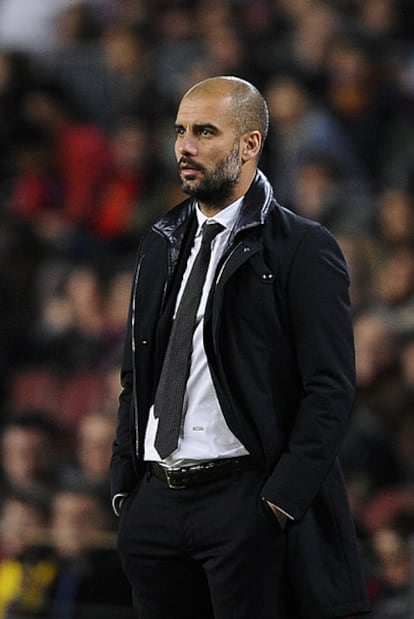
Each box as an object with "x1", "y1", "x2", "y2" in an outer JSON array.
[{"x1": 152, "y1": 169, "x2": 275, "y2": 247}]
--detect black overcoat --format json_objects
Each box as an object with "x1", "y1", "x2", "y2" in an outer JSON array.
[{"x1": 111, "y1": 171, "x2": 371, "y2": 618}]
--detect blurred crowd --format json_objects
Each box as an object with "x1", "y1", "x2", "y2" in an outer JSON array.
[{"x1": 1, "y1": 0, "x2": 414, "y2": 616}]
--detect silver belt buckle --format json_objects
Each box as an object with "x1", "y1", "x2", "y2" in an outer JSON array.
[{"x1": 165, "y1": 468, "x2": 186, "y2": 489}]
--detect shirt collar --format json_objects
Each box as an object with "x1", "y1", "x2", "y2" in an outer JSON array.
[{"x1": 195, "y1": 196, "x2": 244, "y2": 236}]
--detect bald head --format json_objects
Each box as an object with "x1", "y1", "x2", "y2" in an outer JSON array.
[
  {"x1": 182, "y1": 76, "x2": 269, "y2": 152},
  {"x1": 175, "y1": 76, "x2": 267, "y2": 212}
]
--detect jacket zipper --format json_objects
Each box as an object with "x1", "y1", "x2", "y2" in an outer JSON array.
[
  {"x1": 159, "y1": 244, "x2": 172, "y2": 313},
  {"x1": 211, "y1": 241, "x2": 244, "y2": 357},
  {"x1": 131, "y1": 253, "x2": 145, "y2": 457},
  {"x1": 215, "y1": 241, "x2": 243, "y2": 286}
]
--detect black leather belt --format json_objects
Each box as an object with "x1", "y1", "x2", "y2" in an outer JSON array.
[{"x1": 149, "y1": 456, "x2": 252, "y2": 489}]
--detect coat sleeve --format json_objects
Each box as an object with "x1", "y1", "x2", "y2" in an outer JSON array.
[
  {"x1": 261, "y1": 224, "x2": 355, "y2": 520},
  {"x1": 110, "y1": 272, "x2": 142, "y2": 500}
]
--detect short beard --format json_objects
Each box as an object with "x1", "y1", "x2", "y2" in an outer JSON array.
[{"x1": 179, "y1": 142, "x2": 241, "y2": 210}]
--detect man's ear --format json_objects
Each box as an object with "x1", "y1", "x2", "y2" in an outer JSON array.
[{"x1": 241, "y1": 131, "x2": 262, "y2": 162}]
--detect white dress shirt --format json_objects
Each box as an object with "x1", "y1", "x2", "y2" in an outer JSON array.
[{"x1": 144, "y1": 197, "x2": 249, "y2": 467}]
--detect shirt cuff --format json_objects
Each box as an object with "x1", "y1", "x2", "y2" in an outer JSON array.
[{"x1": 112, "y1": 492, "x2": 128, "y2": 517}]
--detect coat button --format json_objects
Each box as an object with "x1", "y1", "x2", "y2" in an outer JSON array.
[
  {"x1": 141, "y1": 339, "x2": 149, "y2": 345},
  {"x1": 262, "y1": 273, "x2": 273, "y2": 280}
]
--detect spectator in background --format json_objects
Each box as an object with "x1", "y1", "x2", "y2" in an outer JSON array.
[
  {"x1": 95, "y1": 354, "x2": 125, "y2": 416},
  {"x1": 30, "y1": 263, "x2": 105, "y2": 373},
  {"x1": 52, "y1": 19, "x2": 157, "y2": 131},
  {"x1": 29, "y1": 261, "x2": 138, "y2": 375},
  {"x1": 16, "y1": 82, "x2": 110, "y2": 254},
  {"x1": 290, "y1": 152, "x2": 373, "y2": 235},
  {"x1": 9, "y1": 126, "x2": 62, "y2": 223},
  {"x1": 358, "y1": 0, "x2": 402, "y2": 40},
  {"x1": 200, "y1": 17, "x2": 254, "y2": 84},
  {"x1": 92, "y1": 116, "x2": 167, "y2": 253},
  {"x1": 98, "y1": 23, "x2": 156, "y2": 129},
  {"x1": 336, "y1": 234, "x2": 381, "y2": 312},
  {"x1": 153, "y1": 3, "x2": 206, "y2": 109},
  {"x1": 100, "y1": 268, "x2": 133, "y2": 355},
  {"x1": 0, "y1": 413, "x2": 61, "y2": 502},
  {"x1": 45, "y1": 486, "x2": 133, "y2": 619},
  {"x1": 262, "y1": 68, "x2": 366, "y2": 206},
  {"x1": 370, "y1": 510, "x2": 414, "y2": 619},
  {"x1": 353, "y1": 307, "x2": 406, "y2": 430},
  {"x1": 0, "y1": 51, "x2": 33, "y2": 186},
  {"x1": 377, "y1": 245, "x2": 414, "y2": 337},
  {"x1": 322, "y1": 33, "x2": 397, "y2": 179},
  {"x1": 93, "y1": 117, "x2": 149, "y2": 243},
  {"x1": 279, "y1": 1, "x2": 340, "y2": 76},
  {"x1": 62, "y1": 411, "x2": 117, "y2": 515},
  {"x1": 340, "y1": 307, "x2": 405, "y2": 504},
  {"x1": 0, "y1": 212, "x2": 42, "y2": 383},
  {"x1": 0, "y1": 490, "x2": 53, "y2": 619},
  {"x1": 1, "y1": 486, "x2": 133, "y2": 618},
  {"x1": 376, "y1": 186, "x2": 414, "y2": 248}
]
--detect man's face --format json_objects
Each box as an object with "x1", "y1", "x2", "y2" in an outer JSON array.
[
  {"x1": 1, "y1": 427, "x2": 54, "y2": 485},
  {"x1": 174, "y1": 91, "x2": 242, "y2": 208},
  {"x1": 51, "y1": 492, "x2": 108, "y2": 557}
]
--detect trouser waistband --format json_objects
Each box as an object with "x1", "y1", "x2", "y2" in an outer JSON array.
[{"x1": 148, "y1": 456, "x2": 252, "y2": 489}]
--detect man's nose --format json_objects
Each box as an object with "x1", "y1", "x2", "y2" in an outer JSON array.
[{"x1": 177, "y1": 135, "x2": 197, "y2": 156}]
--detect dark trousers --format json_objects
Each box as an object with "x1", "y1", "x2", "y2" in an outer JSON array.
[{"x1": 117, "y1": 465, "x2": 289, "y2": 619}]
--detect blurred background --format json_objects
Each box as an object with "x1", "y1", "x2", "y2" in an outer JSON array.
[{"x1": 1, "y1": 0, "x2": 414, "y2": 617}]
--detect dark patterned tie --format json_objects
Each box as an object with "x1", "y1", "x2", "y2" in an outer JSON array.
[{"x1": 154, "y1": 221, "x2": 224, "y2": 458}]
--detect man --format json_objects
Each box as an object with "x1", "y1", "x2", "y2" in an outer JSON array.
[
  {"x1": 111, "y1": 76, "x2": 370, "y2": 619},
  {"x1": 0, "y1": 412, "x2": 60, "y2": 501}
]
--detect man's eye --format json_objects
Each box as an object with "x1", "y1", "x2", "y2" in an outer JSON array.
[
  {"x1": 175, "y1": 127, "x2": 185, "y2": 136},
  {"x1": 201, "y1": 128, "x2": 211, "y2": 136}
]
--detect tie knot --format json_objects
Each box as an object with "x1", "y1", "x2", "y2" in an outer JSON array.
[{"x1": 201, "y1": 221, "x2": 224, "y2": 244}]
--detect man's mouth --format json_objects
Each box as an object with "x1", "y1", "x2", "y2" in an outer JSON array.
[
  {"x1": 181, "y1": 167, "x2": 199, "y2": 177},
  {"x1": 179, "y1": 158, "x2": 203, "y2": 177}
]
